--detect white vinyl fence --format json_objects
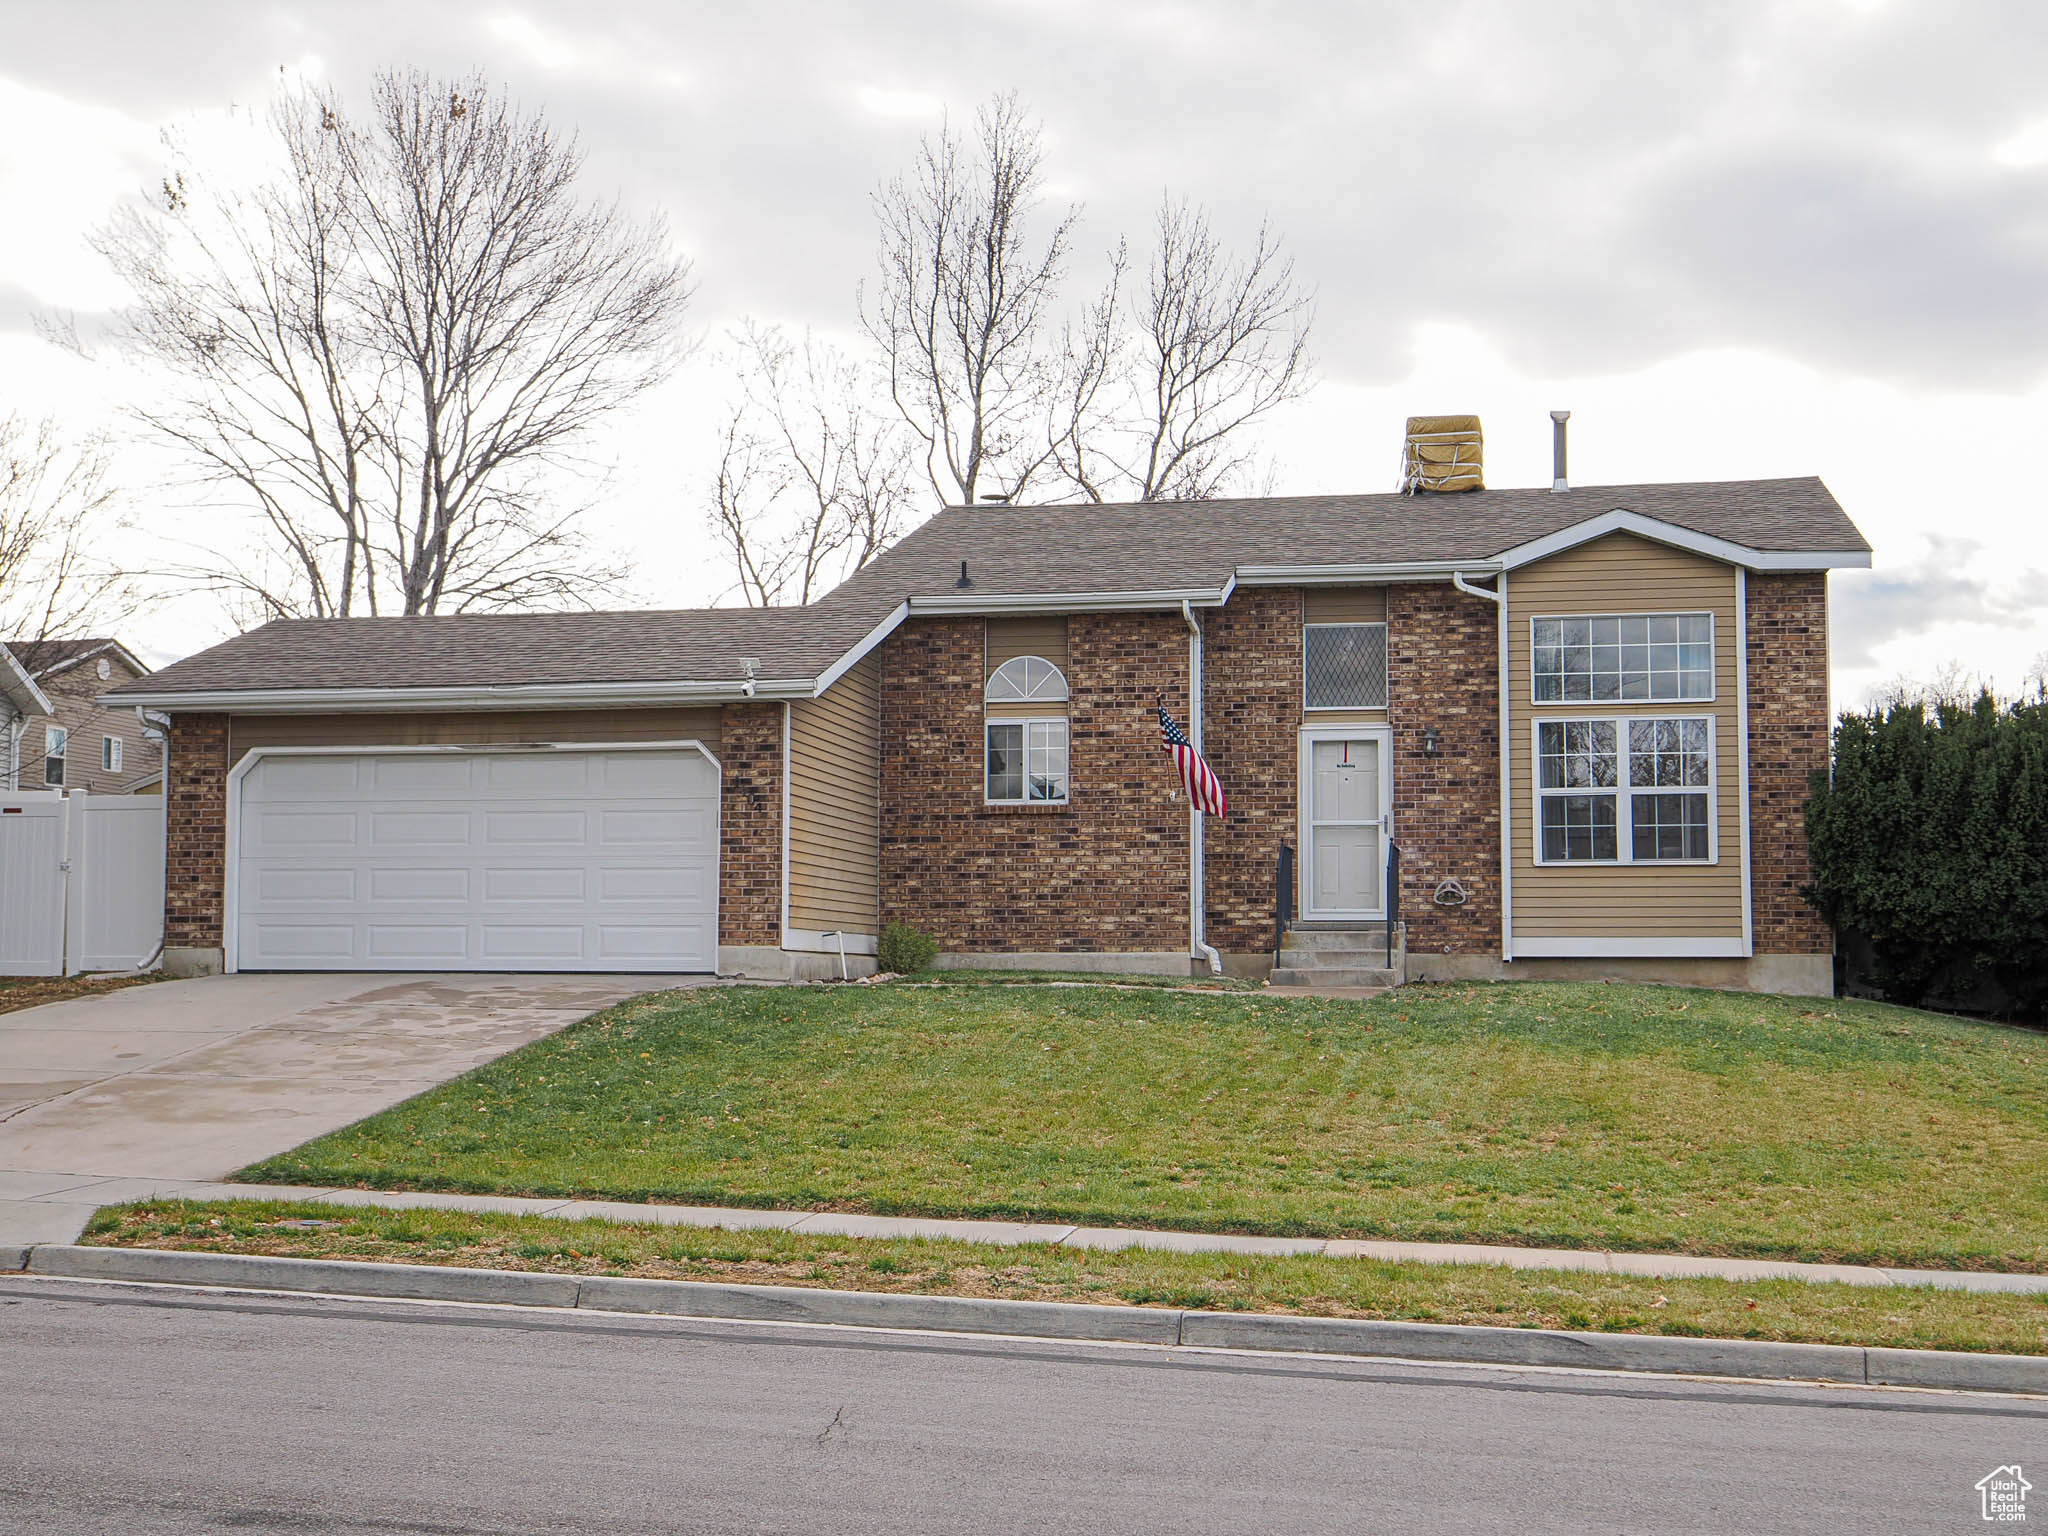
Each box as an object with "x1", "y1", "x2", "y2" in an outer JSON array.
[{"x1": 0, "y1": 790, "x2": 165, "y2": 977}]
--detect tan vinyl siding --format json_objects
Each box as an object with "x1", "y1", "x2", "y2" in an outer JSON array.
[
  {"x1": 1304, "y1": 587, "x2": 1387, "y2": 623},
  {"x1": 1507, "y1": 533, "x2": 1744, "y2": 942},
  {"x1": 985, "y1": 616, "x2": 1069, "y2": 677},
  {"x1": 227, "y1": 707, "x2": 723, "y2": 767},
  {"x1": 787, "y1": 656, "x2": 882, "y2": 935}
]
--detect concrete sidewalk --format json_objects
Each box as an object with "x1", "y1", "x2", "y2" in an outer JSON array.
[{"x1": 10, "y1": 1172, "x2": 2046, "y2": 1296}]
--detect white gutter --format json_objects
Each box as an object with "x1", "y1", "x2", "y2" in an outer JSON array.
[
  {"x1": 1492, "y1": 512, "x2": 1870, "y2": 573},
  {"x1": 908, "y1": 586, "x2": 1230, "y2": 616},
  {"x1": 0, "y1": 645, "x2": 54, "y2": 719},
  {"x1": 813, "y1": 601, "x2": 911, "y2": 696},
  {"x1": 106, "y1": 678, "x2": 818, "y2": 714},
  {"x1": 1237, "y1": 560, "x2": 1504, "y2": 586},
  {"x1": 1451, "y1": 570, "x2": 1504, "y2": 607},
  {"x1": 1181, "y1": 600, "x2": 1224, "y2": 978}
]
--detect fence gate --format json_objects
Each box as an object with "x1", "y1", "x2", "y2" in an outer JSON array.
[{"x1": 0, "y1": 790, "x2": 164, "y2": 977}]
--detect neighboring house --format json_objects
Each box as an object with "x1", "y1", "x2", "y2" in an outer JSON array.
[
  {"x1": 2, "y1": 638, "x2": 160, "y2": 795},
  {"x1": 108, "y1": 423, "x2": 1869, "y2": 995}
]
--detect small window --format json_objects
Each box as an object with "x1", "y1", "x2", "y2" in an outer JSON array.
[
  {"x1": 986, "y1": 654, "x2": 1069, "y2": 703},
  {"x1": 44, "y1": 726, "x2": 66, "y2": 788},
  {"x1": 102, "y1": 735, "x2": 122, "y2": 773},
  {"x1": 1532, "y1": 614, "x2": 1713, "y2": 703},
  {"x1": 1304, "y1": 623, "x2": 1388, "y2": 710},
  {"x1": 1536, "y1": 716, "x2": 1713, "y2": 864},
  {"x1": 986, "y1": 719, "x2": 1069, "y2": 804}
]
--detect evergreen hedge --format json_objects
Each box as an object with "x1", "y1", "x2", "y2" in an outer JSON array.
[{"x1": 1805, "y1": 693, "x2": 2048, "y2": 1010}]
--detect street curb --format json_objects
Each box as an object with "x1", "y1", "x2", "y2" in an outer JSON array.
[
  {"x1": 0, "y1": 1245, "x2": 29, "y2": 1273},
  {"x1": 17, "y1": 1245, "x2": 2048, "y2": 1395}
]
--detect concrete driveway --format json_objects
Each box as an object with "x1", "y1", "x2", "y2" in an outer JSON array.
[{"x1": 0, "y1": 972, "x2": 698, "y2": 1245}]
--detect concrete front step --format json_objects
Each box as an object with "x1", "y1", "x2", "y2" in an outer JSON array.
[
  {"x1": 1269, "y1": 966, "x2": 1401, "y2": 989},
  {"x1": 1280, "y1": 944, "x2": 1401, "y2": 969}
]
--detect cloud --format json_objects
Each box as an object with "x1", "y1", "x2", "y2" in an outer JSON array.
[{"x1": 1830, "y1": 539, "x2": 2048, "y2": 670}]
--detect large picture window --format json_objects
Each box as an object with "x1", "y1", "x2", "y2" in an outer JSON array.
[
  {"x1": 1532, "y1": 614, "x2": 1713, "y2": 703},
  {"x1": 1304, "y1": 622, "x2": 1388, "y2": 710},
  {"x1": 1535, "y1": 716, "x2": 1713, "y2": 864}
]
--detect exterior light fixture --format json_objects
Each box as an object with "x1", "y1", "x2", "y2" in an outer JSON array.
[{"x1": 1421, "y1": 725, "x2": 1441, "y2": 757}]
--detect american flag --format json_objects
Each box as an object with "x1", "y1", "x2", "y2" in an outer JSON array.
[{"x1": 1158, "y1": 704, "x2": 1228, "y2": 818}]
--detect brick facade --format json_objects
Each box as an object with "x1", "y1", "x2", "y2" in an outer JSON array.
[
  {"x1": 879, "y1": 613, "x2": 1189, "y2": 952},
  {"x1": 1746, "y1": 572, "x2": 1833, "y2": 955},
  {"x1": 1386, "y1": 583, "x2": 1503, "y2": 957},
  {"x1": 718, "y1": 702, "x2": 784, "y2": 947},
  {"x1": 1202, "y1": 588, "x2": 1305, "y2": 952},
  {"x1": 164, "y1": 712, "x2": 228, "y2": 950}
]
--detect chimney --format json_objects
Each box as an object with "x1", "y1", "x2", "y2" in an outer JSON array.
[
  {"x1": 1399, "y1": 415, "x2": 1484, "y2": 493},
  {"x1": 1550, "y1": 410, "x2": 1570, "y2": 492}
]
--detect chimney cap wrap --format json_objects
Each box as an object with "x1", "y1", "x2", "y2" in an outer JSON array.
[{"x1": 1400, "y1": 415, "x2": 1483, "y2": 493}]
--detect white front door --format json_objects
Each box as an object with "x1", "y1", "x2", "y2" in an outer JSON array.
[{"x1": 1301, "y1": 730, "x2": 1389, "y2": 919}]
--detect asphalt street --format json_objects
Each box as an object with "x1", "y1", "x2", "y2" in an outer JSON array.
[{"x1": 1, "y1": 1276, "x2": 2039, "y2": 1534}]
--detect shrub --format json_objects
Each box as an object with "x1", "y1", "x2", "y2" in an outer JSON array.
[
  {"x1": 1806, "y1": 692, "x2": 2048, "y2": 1010},
  {"x1": 877, "y1": 920, "x2": 938, "y2": 975}
]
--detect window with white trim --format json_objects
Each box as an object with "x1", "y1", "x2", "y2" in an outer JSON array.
[
  {"x1": 43, "y1": 726, "x2": 65, "y2": 788},
  {"x1": 986, "y1": 718, "x2": 1069, "y2": 804},
  {"x1": 1304, "y1": 623, "x2": 1388, "y2": 709},
  {"x1": 102, "y1": 735, "x2": 122, "y2": 773},
  {"x1": 1532, "y1": 613, "x2": 1713, "y2": 703},
  {"x1": 985, "y1": 655, "x2": 1070, "y2": 804},
  {"x1": 1535, "y1": 716, "x2": 1713, "y2": 863}
]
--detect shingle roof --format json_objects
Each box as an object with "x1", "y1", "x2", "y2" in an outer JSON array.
[
  {"x1": 7, "y1": 637, "x2": 127, "y2": 678},
  {"x1": 813, "y1": 476, "x2": 1866, "y2": 612},
  {"x1": 111, "y1": 477, "x2": 1867, "y2": 701}
]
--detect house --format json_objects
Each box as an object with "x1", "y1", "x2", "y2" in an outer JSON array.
[
  {"x1": 106, "y1": 418, "x2": 1869, "y2": 995},
  {"x1": 3, "y1": 638, "x2": 160, "y2": 794}
]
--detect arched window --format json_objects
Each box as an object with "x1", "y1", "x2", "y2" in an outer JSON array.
[{"x1": 985, "y1": 655, "x2": 1069, "y2": 704}]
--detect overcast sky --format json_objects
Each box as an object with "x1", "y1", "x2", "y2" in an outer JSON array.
[{"x1": 4, "y1": 0, "x2": 2048, "y2": 708}]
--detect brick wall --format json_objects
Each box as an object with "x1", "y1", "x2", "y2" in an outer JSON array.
[
  {"x1": 1386, "y1": 583, "x2": 1503, "y2": 957},
  {"x1": 718, "y1": 702, "x2": 784, "y2": 947},
  {"x1": 1747, "y1": 572, "x2": 1833, "y2": 955},
  {"x1": 164, "y1": 712, "x2": 228, "y2": 949},
  {"x1": 879, "y1": 613, "x2": 1189, "y2": 952},
  {"x1": 1203, "y1": 588, "x2": 1304, "y2": 951}
]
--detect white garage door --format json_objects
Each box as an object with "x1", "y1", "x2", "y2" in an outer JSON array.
[{"x1": 233, "y1": 746, "x2": 719, "y2": 972}]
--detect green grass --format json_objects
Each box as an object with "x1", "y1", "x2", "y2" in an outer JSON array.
[
  {"x1": 85, "y1": 1199, "x2": 2048, "y2": 1358},
  {"x1": 234, "y1": 980, "x2": 2048, "y2": 1271}
]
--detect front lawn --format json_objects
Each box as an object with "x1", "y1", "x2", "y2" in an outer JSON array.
[
  {"x1": 236, "y1": 980, "x2": 2048, "y2": 1271},
  {"x1": 88, "y1": 1199, "x2": 2048, "y2": 1358}
]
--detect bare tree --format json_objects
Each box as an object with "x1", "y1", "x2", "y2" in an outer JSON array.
[
  {"x1": 707, "y1": 324, "x2": 916, "y2": 606},
  {"x1": 0, "y1": 415, "x2": 133, "y2": 642},
  {"x1": 865, "y1": 95, "x2": 1313, "y2": 512},
  {"x1": 1058, "y1": 198, "x2": 1313, "y2": 503},
  {"x1": 97, "y1": 69, "x2": 690, "y2": 619},
  {"x1": 862, "y1": 93, "x2": 1080, "y2": 508}
]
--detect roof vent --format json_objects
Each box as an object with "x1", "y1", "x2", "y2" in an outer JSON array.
[
  {"x1": 1550, "y1": 410, "x2": 1570, "y2": 492},
  {"x1": 1400, "y1": 415, "x2": 1483, "y2": 494}
]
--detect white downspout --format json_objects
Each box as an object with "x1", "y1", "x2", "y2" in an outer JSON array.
[{"x1": 1181, "y1": 601, "x2": 1224, "y2": 978}]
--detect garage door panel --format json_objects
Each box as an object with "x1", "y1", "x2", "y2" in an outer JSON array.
[
  {"x1": 254, "y1": 867, "x2": 357, "y2": 903},
  {"x1": 481, "y1": 925, "x2": 587, "y2": 959},
  {"x1": 369, "y1": 867, "x2": 470, "y2": 902},
  {"x1": 486, "y1": 810, "x2": 588, "y2": 845},
  {"x1": 482, "y1": 866, "x2": 587, "y2": 902},
  {"x1": 598, "y1": 923, "x2": 709, "y2": 960},
  {"x1": 602, "y1": 753, "x2": 716, "y2": 796},
  {"x1": 369, "y1": 756, "x2": 474, "y2": 795},
  {"x1": 249, "y1": 923, "x2": 356, "y2": 962},
  {"x1": 486, "y1": 754, "x2": 591, "y2": 793},
  {"x1": 599, "y1": 865, "x2": 710, "y2": 903},
  {"x1": 236, "y1": 747, "x2": 717, "y2": 973},
  {"x1": 601, "y1": 807, "x2": 713, "y2": 848},
  {"x1": 253, "y1": 811, "x2": 359, "y2": 848}
]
